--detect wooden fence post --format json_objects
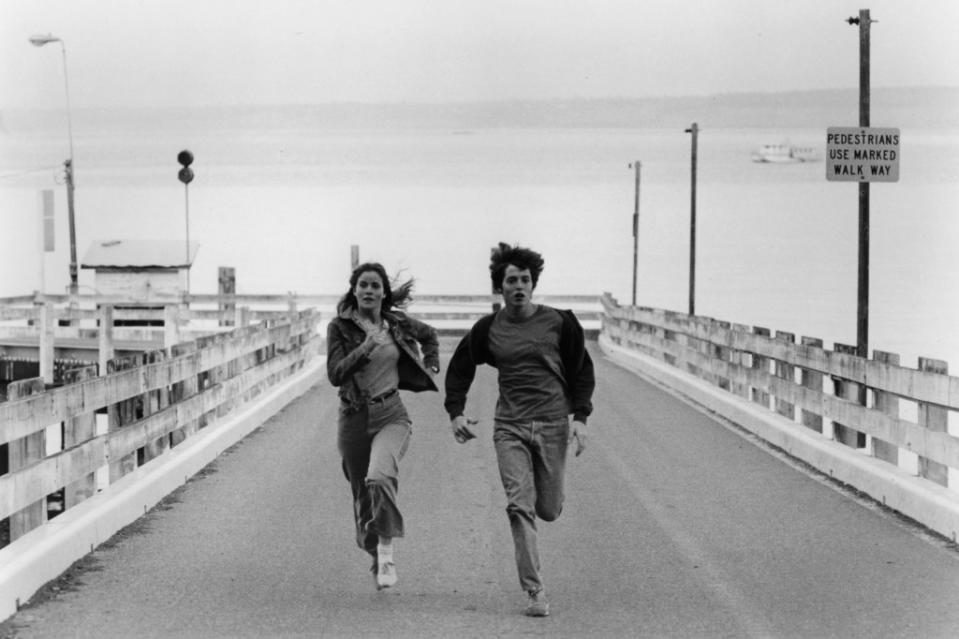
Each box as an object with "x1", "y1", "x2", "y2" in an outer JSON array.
[
  {"x1": 141, "y1": 349, "x2": 171, "y2": 463},
  {"x1": 729, "y1": 323, "x2": 750, "y2": 399},
  {"x1": 107, "y1": 355, "x2": 141, "y2": 482},
  {"x1": 39, "y1": 302, "x2": 54, "y2": 384},
  {"x1": 663, "y1": 311, "x2": 682, "y2": 369},
  {"x1": 218, "y1": 266, "x2": 236, "y2": 327},
  {"x1": 774, "y1": 331, "x2": 796, "y2": 420},
  {"x1": 164, "y1": 304, "x2": 180, "y2": 352},
  {"x1": 8, "y1": 377, "x2": 47, "y2": 541},
  {"x1": 917, "y1": 358, "x2": 949, "y2": 487},
  {"x1": 832, "y1": 343, "x2": 865, "y2": 448},
  {"x1": 63, "y1": 365, "x2": 98, "y2": 509},
  {"x1": 712, "y1": 320, "x2": 731, "y2": 392},
  {"x1": 751, "y1": 327, "x2": 771, "y2": 409},
  {"x1": 170, "y1": 341, "x2": 199, "y2": 446},
  {"x1": 872, "y1": 350, "x2": 901, "y2": 466},
  {"x1": 286, "y1": 295, "x2": 299, "y2": 353},
  {"x1": 800, "y1": 336, "x2": 824, "y2": 433},
  {"x1": 99, "y1": 305, "x2": 114, "y2": 377},
  {"x1": 235, "y1": 305, "x2": 250, "y2": 328}
]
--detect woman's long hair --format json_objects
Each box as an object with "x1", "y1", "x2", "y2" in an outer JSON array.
[{"x1": 336, "y1": 262, "x2": 414, "y2": 315}]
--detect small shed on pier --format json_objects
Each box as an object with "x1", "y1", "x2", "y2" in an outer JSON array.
[{"x1": 81, "y1": 239, "x2": 199, "y2": 309}]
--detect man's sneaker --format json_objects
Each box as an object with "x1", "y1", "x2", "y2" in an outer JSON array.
[
  {"x1": 376, "y1": 560, "x2": 397, "y2": 590},
  {"x1": 524, "y1": 589, "x2": 550, "y2": 617}
]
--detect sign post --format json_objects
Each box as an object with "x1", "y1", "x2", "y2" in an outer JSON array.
[
  {"x1": 828, "y1": 9, "x2": 902, "y2": 446},
  {"x1": 829, "y1": 9, "x2": 903, "y2": 367}
]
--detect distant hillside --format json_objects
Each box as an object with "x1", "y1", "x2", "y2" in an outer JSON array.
[{"x1": 4, "y1": 87, "x2": 957, "y2": 133}]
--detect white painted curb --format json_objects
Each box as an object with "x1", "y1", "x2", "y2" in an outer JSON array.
[
  {"x1": 599, "y1": 335, "x2": 959, "y2": 543},
  {"x1": 0, "y1": 357, "x2": 327, "y2": 622}
]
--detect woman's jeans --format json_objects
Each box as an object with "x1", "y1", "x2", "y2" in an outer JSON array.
[
  {"x1": 337, "y1": 393, "x2": 411, "y2": 556},
  {"x1": 493, "y1": 418, "x2": 570, "y2": 594}
]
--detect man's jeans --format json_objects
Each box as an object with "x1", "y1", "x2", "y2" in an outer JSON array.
[
  {"x1": 493, "y1": 418, "x2": 570, "y2": 593},
  {"x1": 337, "y1": 394, "x2": 411, "y2": 556}
]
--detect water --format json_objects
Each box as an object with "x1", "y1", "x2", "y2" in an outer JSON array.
[{"x1": 2, "y1": 120, "x2": 958, "y2": 369}]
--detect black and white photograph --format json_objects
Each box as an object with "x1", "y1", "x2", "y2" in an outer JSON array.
[{"x1": 1, "y1": 1, "x2": 958, "y2": 637}]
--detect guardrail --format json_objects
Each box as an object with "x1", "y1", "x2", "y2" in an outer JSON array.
[
  {"x1": 600, "y1": 292, "x2": 959, "y2": 541},
  {"x1": 0, "y1": 309, "x2": 321, "y2": 549},
  {"x1": 0, "y1": 292, "x2": 602, "y2": 339}
]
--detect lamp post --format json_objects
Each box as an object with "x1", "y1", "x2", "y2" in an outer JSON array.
[{"x1": 30, "y1": 33, "x2": 78, "y2": 301}]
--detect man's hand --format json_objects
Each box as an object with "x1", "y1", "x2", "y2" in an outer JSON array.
[
  {"x1": 451, "y1": 415, "x2": 477, "y2": 444},
  {"x1": 570, "y1": 420, "x2": 588, "y2": 456}
]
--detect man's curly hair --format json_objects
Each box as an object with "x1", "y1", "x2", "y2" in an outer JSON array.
[{"x1": 489, "y1": 242, "x2": 545, "y2": 293}]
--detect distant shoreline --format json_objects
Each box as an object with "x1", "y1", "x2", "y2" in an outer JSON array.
[{"x1": 3, "y1": 87, "x2": 958, "y2": 132}]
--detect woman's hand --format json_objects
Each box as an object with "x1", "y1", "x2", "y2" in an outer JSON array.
[{"x1": 450, "y1": 415, "x2": 477, "y2": 444}]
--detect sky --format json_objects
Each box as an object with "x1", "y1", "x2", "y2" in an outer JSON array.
[{"x1": 2, "y1": 0, "x2": 958, "y2": 109}]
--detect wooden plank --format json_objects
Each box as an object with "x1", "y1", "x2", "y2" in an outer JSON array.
[
  {"x1": 7, "y1": 377, "x2": 47, "y2": 541},
  {"x1": 0, "y1": 438, "x2": 108, "y2": 521},
  {"x1": 918, "y1": 358, "x2": 949, "y2": 487}
]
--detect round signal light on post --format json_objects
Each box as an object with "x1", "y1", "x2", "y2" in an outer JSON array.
[{"x1": 177, "y1": 149, "x2": 194, "y2": 184}]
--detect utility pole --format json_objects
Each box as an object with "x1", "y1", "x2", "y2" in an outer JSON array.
[
  {"x1": 65, "y1": 159, "x2": 77, "y2": 298},
  {"x1": 853, "y1": 9, "x2": 872, "y2": 361},
  {"x1": 685, "y1": 123, "x2": 699, "y2": 316},
  {"x1": 630, "y1": 161, "x2": 641, "y2": 306}
]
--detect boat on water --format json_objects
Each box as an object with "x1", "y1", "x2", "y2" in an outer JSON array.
[{"x1": 751, "y1": 142, "x2": 818, "y2": 163}]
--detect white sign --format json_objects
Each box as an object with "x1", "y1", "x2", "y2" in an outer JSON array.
[{"x1": 826, "y1": 127, "x2": 900, "y2": 182}]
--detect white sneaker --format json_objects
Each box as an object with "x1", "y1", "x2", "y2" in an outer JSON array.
[
  {"x1": 376, "y1": 559, "x2": 397, "y2": 589},
  {"x1": 524, "y1": 589, "x2": 550, "y2": 617}
]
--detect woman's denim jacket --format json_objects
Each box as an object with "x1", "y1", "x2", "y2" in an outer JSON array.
[{"x1": 327, "y1": 308, "x2": 439, "y2": 410}]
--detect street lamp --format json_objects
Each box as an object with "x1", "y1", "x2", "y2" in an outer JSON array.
[{"x1": 30, "y1": 33, "x2": 78, "y2": 301}]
